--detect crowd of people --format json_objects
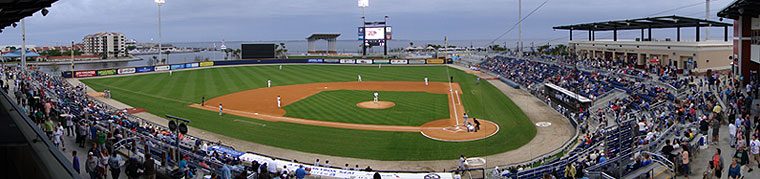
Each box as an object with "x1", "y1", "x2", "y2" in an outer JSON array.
[{"x1": 477, "y1": 53, "x2": 760, "y2": 179}]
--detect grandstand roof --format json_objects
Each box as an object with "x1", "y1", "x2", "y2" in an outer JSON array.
[
  {"x1": 307, "y1": 33, "x2": 340, "y2": 40},
  {"x1": 0, "y1": 0, "x2": 58, "y2": 32},
  {"x1": 717, "y1": 0, "x2": 760, "y2": 20},
  {"x1": 552, "y1": 15, "x2": 732, "y2": 31}
]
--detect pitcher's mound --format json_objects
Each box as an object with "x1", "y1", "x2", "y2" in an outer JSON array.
[{"x1": 356, "y1": 101, "x2": 396, "y2": 109}]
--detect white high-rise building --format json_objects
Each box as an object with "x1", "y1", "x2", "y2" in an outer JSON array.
[{"x1": 83, "y1": 32, "x2": 126, "y2": 58}]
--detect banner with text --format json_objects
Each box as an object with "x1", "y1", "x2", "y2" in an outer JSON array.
[
  {"x1": 155, "y1": 65, "x2": 170, "y2": 71},
  {"x1": 75, "y1": 70, "x2": 96, "y2": 77},
  {"x1": 323, "y1": 59, "x2": 340, "y2": 63},
  {"x1": 307, "y1": 59, "x2": 324, "y2": 63},
  {"x1": 372, "y1": 59, "x2": 390, "y2": 64},
  {"x1": 409, "y1": 59, "x2": 426, "y2": 64},
  {"x1": 340, "y1": 59, "x2": 356, "y2": 64},
  {"x1": 356, "y1": 59, "x2": 372, "y2": 64},
  {"x1": 426, "y1": 59, "x2": 445, "y2": 64},
  {"x1": 185, "y1": 63, "x2": 199, "y2": 68},
  {"x1": 170, "y1": 64, "x2": 185, "y2": 70},
  {"x1": 136, "y1": 66, "x2": 154, "y2": 73},
  {"x1": 97, "y1": 69, "x2": 117, "y2": 76},
  {"x1": 390, "y1": 59, "x2": 408, "y2": 64},
  {"x1": 118, "y1": 68, "x2": 136, "y2": 74},
  {"x1": 199, "y1": 61, "x2": 214, "y2": 67}
]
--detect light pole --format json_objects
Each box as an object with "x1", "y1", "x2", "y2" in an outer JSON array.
[
  {"x1": 156, "y1": 0, "x2": 165, "y2": 64},
  {"x1": 21, "y1": 19, "x2": 26, "y2": 68},
  {"x1": 359, "y1": 0, "x2": 368, "y2": 57},
  {"x1": 71, "y1": 41, "x2": 75, "y2": 72}
]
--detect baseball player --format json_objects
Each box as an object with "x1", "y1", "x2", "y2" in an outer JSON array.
[
  {"x1": 424, "y1": 76, "x2": 429, "y2": 86},
  {"x1": 463, "y1": 113, "x2": 470, "y2": 127},
  {"x1": 267, "y1": 79, "x2": 271, "y2": 88},
  {"x1": 378, "y1": 64, "x2": 381, "y2": 69},
  {"x1": 373, "y1": 91, "x2": 378, "y2": 103},
  {"x1": 169, "y1": 70, "x2": 173, "y2": 76},
  {"x1": 201, "y1": 96, "x2": 205, "y2": 106},
  {"x1": 279, "y1": 65, "x2": 282, "y2": 70},
  {"x1": 358, "y1": 74, "x2": 362, "y2": 82},
  {"x1": 277, "y1": 96, "x2": 281, "y2": 108},
  {"x1": 476, "y1": 77, "x2": 481, "y2": 84},
  {"x1": 218, "y1": 104, "x2": 223, "y2": 116},
  {"x1": 473, "y1": 118, "x2": 481, "y2": 132}
]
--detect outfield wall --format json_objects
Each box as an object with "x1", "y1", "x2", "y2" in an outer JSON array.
[{"x1": 62, "y1": 58, "x2": 453, "y2": 78}]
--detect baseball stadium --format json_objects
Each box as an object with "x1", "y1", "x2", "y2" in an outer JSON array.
[{"x1": 5, "y1": 0, "x2": 760, "y2": 179}]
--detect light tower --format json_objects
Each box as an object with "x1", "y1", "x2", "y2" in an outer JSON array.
[{"x1": 155, "y1": 0, "x2": 165, "y2": 64}]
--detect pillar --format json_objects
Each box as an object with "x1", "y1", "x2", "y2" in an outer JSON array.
[
  {"x1": 570, "y1": 29, "x2": 573, "y2": 41},
  {"x1": 588, "y1": 30, "x2": 592, "y2": 41},
  {"x1": 648, "y1": 27, "x2": 652, "y2": 41},
  {"x1": 724, "y1": 26, "x2": 728, "y2": 42},
  {"x1": 640, "y1": 29, "x2": 644, "y2": 41},
  {"x1": 696, "y1": 24, "x2": 700, "y2": 42},
  {"x1": 327, "y1": 39, "x2": 337, "y2": 54},
  {"x1": 613, "y1": 28, "x2": 617, "y2": 41},
  {"x1": 677, "y1": 26, "x2": 681, "y2": 42},
  {"x1": 307, "y1": 39, "x2": 316, "y2": 53}
]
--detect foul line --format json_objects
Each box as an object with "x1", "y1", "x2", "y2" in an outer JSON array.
[
  {"x1": 233, "y1": 119, "x2": 266, "y2": 127},
  {"x1": 446, "y1": 67, "x2": 460, "y2": 126}
]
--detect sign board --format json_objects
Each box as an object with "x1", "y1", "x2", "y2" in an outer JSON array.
[
  {"x1": 390, "y1": 59, "x2": 407, "y2": 64},
  {"x1": 373, "y1": 59, "x2": 390, "y2": 64},
  {"x1": 97, "y1": 69, "x2": 117, "y2": 76},
  {"x1": 426, "y1": 59, "x2": 445, "y2": 64},
  {"x1": 185, "y1": 63, "x2": 199, "y2": 68},
  {"x1": 118, "y1": 68, "x2": 136, "y2": 74},
  {"x1": 199, "y1": 61, "x2": 214, "y2": 67},
  {"x1": 155, "y1": 65, "x2": 170, "y2": 71},
  {"x1": 356, "y1": 59, "x2": 373, "y2": 64},
  {"x1": 307, "y1": 59, "x2": 324, "y2": 63},
  {"x1": 409, "y1": 59, "x2": 427, "y2": 64},
  {"x1": 170, "y1": 64, "x2": 185, "y2": 70},
  {"x1": 136, "y1": 66, "x2": 154, "y2": 73},
  {"x1": 340, "y1": 59, "x2": 356, "y2": 64},
  {"x1": 324, "y1": 59, "x2": 340, "y2": 63},
  {"x1": 75, "y1": 70, "x2": 96, "y2": 77},
  {"x1": 358, "y1": 0, "x2": 368, "y2": 7}
]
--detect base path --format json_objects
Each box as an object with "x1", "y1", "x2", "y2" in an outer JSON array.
[{"x1": 190, "y1": 81, "x2": 498, "y2": 141}]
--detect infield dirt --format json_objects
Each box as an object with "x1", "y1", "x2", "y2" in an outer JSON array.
[{"x1": 189, "y1": 81, "x2": 498, "y2": 141}]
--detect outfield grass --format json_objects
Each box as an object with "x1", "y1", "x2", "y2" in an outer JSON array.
[
  {"x1": 81, "y1": 65, "x2": 536, "y2": 160},
  {"x1": 283, "y1": 90, "x2": 450, "y2": 126}
]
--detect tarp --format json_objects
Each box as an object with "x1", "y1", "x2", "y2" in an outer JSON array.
[{"x1": 208, "y1": 145, "x2": 244, "y2": 158}]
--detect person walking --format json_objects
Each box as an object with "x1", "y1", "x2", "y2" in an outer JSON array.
[
  {"x1": 109, "y1": 151, "x2": 122, "y2": 179},
  {"x1": 728, "y1": 158, "x2": 741, "y2": 179},
  {"x1": 86, "y1": 152, "x2": 99, "y2": 179},
  {"x1": 681, "y1": 148, "x2": 690, "y2": 178},
  {"x1": 142, "y1": 154, "x2": 156, "y2": 179},
  {"x1": 72, "y1": 151, "x2": 80, "y2": 173}
]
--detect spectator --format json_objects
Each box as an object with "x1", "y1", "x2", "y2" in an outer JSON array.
[
  {"x1": 109, "y1": 151, "x2": 122, "y2": 179},
  {"x1": 86, "y1": 152, "x2": 98, "y2": 179},
  {"x1": 295, "y1": 165, "x2": 309, "y2": 179},
  {"x1": 221, "y1": 160, "x2": 232, "y2": 179},
  {"x1": 142, "y1": 154, "x2": 156, "y2": 179},
  {"x1": 125, "y1": 158, "x2": 141, "y2": 179},
  {"x1": 728, "y1": 158, "x2": 741, "y2": 179},
  {"x1": 72, "y1": 151, "x2": 80, "y2": 173}
]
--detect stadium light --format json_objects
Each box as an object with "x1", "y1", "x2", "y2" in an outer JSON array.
[{"x1": 156, "y1": 0, "x2": 165, "y2": 64}]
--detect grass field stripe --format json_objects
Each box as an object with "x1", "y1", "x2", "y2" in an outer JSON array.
[
  {"x1": 232, "y1": 119, "x2": 266, "y2": 127},
  {"x1": 86, "y1": 81, "x2": 193, "y2": 104}
]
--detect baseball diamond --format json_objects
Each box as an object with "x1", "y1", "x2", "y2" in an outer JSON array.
[{"x1": 80, "y1": 65, "x2": 536, "y2": 161}]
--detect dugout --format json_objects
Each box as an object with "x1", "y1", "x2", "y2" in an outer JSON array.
[{"x1": 544, "y1": 83, "x2": 592, "y2": 113}]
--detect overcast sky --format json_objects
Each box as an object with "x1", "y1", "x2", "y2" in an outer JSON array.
[{"x1": 0, "y1": 0, "x2": 735, "y2": 46}]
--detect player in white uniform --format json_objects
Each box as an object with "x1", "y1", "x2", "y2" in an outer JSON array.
[
  {"x1": 267, "y1": 79, "x2": 271, "y2": 88},
  {"x1": 358, "y1": 74, "x2": 362, "y2": 82},
  {"x1": 277, "y1": 96, "x2": 282, "y2": 108},
  {"x1": 218, "y1": 104, "x2": 223, "y2": 116},
  {"x1": 424, "y1": 76, "x2": 429, "y2": 86},
  {"x1": 373, "y1": 91, "x2": 378, "y2": 103},
  {"x1": 279, "y1": 65, "x2": 282, "y2": 70},
  {"x1": 169, "y1": 70, "x2": 173, "y2": 76}
]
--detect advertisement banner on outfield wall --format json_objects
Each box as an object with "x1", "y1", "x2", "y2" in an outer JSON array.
[
  {"x1": 323, "y1": 59, "x2": 340, "y2": 63},
  {"x1": 239, "y1": 153, "x2": 453, "y2": 179},
  {"x1": 62, "y1": 71, "x2": 73, "y2": 78},
  {"x1": 199, "y1": 61, "x2": 214, "y2": 67},
  {"x1": 75, "y1": 70, "x2": 96, "y2": 77},
  {"x1": 390, "y1": 59, "x2": 407, "y2": 64},
  {"x1": 185, "y1": 63, "x2": 199, "y2": 68},
  {"x1": 136, "y1": 66, "x2": 154, "y2": 73},
  {"x1": 307, "y1": 59, "x2": 324, "y2": 63},
  {"x1": 356, "y1": 59, "x2": 372, "y2": 64},
  {"x1": 339, "y1": 59, "x2": 356, "y2": 64},
  {"x1": 372, "y1": 59, "x2": 390, "y2": 64},
  {"x1": 170, "y1": 64, "x2": 185, "y2": 70},
  {"x1": 409, "y1": 59, "x2": 426, "y2": 64},
  {"x1": 118, "y1": 68, "x2": 136, "y2": 74},
  {"x1": 426, "y1": 59, "x2": 445, "y2": 64},
  {"x1": 96, "y1": 69, "x2": 117, "y2": 76},
  {"x1": 155, "y1": 65, "x2": 170, "y2": 71}
]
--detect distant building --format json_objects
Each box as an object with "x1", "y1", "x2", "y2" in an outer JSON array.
[{"x1": 83, "y1": 32, "x2": 126, "y2": 58}]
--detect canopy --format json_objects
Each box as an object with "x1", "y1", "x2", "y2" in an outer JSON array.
[{"x1": 1, "y1": 49, "x2": 40, "y2": 58}]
